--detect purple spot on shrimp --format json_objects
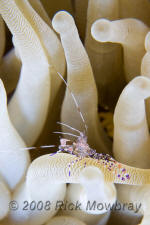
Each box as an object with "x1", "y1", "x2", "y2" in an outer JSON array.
[
  {"x1": 122, "y1": 168, "x2": 126, "y2": 172},
  {"x1": 126, "y1": 174, "x2": 130, "y2": 179},
  {"x1": 121, "y1": 177, "x2": 125, "y2": 181},
  {"x1": 69, "y1": 171, "x2": 71, "y2": 177},
  {"x1": 118, "y1": 174, "x2": 121, "y2": 177}
]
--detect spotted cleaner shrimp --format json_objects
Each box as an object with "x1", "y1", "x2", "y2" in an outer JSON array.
[{"x1": 47, "y1": 71, "x2": 131, "y2": 182}]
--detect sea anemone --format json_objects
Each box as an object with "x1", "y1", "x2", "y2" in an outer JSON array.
[{"x1": 0, "y1": 1, "x2": 150, "y2": 225}]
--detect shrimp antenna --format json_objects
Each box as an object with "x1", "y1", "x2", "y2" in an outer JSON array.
[
  {"x1": 38, "y1": 145, "x2": 56, "y2": 149},
  {"x1": 56, "y1": 71, "x2": 88, "y2": 134},
  {"x1": 0, "y1": 145, "x2": 56, "y2": 153},
  {"x1": 57, "y1": 121, "x2": 82, "y2": 134},
  {"x1": 53, "y1": 131, "x2": 79, "y2": 138}
]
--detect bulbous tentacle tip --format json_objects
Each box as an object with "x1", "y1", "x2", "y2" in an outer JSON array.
[
  {"x1": 79, "y1": 166, "x2": 104, "y2": 184},
  {"x1": 127, "y1": 76, "x2": 150, "y2": 101},
  {"x1": 119, "y1": 76, "x2": 150, "y2": 102},
  {"x1": 79, "y1": 166, "x2": 117, "y2": 215},
  {"x1": 52, "y1": 10, "x2": 75, "y2": 34},
  {"x1": 131, "y1": 76, "x2": 150, "y2": 89},
  {"x1": 91, "y1": 19, "x2": 112, "y2": 42}
]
